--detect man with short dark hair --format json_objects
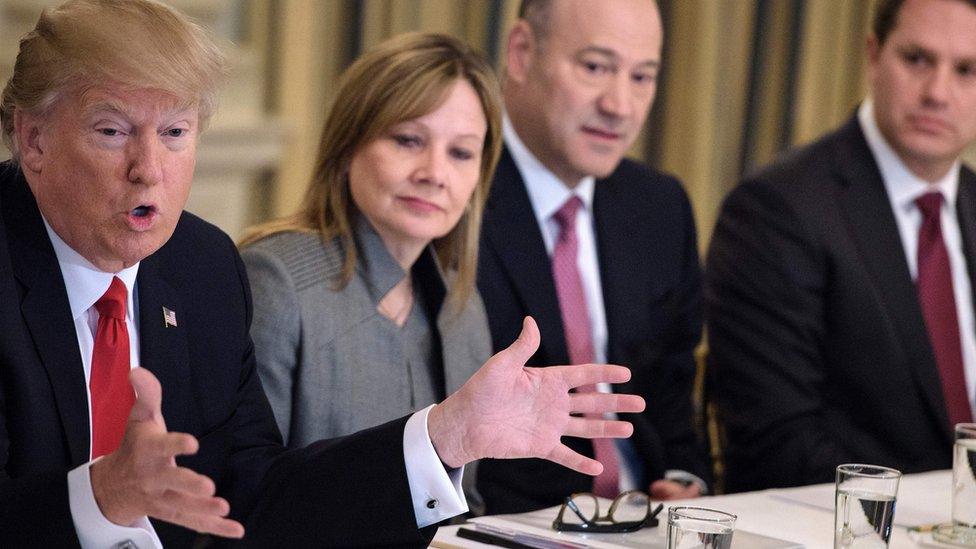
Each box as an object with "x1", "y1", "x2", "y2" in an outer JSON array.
[
  {"x1": 707, "y1": 0, "x2": 976, "y2": 492},
  {"x1": 477, "y1": 0, "x2": 710, "y2": 513},
  {"x1": 0, "y1": 0, "x2": 644, "y2": 546}
]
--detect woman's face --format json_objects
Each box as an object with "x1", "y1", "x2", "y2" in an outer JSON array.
[{"x1": 348, "y1": 78, "x2": 487, "y2": 263}]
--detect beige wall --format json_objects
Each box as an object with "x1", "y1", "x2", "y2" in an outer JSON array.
[{"x1": 0, "y1": 0, "x2": 285, "y2": 238}]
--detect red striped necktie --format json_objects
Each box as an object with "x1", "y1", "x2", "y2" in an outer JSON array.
[{"x1": 551, "y1": 196, "x2": 620, "y2": 498}]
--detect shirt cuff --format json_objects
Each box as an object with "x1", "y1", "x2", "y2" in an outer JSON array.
[
  {"x1": 67, "y1": 459, "x2": 162, "y2": 549},
  {"x1": 403, "y1": 405, "x2": 468, "y2": 527},
  {"x1": 665, "y1": 469, "x2": 709, "y2": 495}
]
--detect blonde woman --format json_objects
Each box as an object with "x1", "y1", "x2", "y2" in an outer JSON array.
[{"x1": 240, "y1": 33, "x2": 502, "y2": 449}]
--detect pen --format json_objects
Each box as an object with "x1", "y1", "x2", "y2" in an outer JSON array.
[
  {"x1": 460, "y1": 523, "x2": 590, "y2": 549},
  {"x1": 457, "y1": 527, "x2": 534, "y2": 548}
]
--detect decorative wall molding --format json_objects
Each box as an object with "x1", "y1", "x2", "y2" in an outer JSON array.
[{"x1": 0, "y1": 0, "x2": 286, "y2": 239}]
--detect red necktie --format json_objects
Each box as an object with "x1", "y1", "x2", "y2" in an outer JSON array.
[
  {"x1": 916, "y1": 192, "x2": 973, "y2": 429},
  {"x1": 90, "y1": 276, "x2": 135, "y2": 458},
  {"x1": 551, "y1": 196, "x2": 620, "y2": 498}
]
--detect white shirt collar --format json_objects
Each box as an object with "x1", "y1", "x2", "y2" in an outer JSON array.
[
  {"x1": 42, "y1": 218, "x2": 139, "y2": 322},
  {"x1": 859, "y1": 100, "x2": 960, "y2": 213},
  {"x1": 503, "y1": 113, "x2": 596, "y2": 221}
]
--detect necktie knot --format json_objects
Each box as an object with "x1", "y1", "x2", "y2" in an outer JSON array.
[
  {"x1": 916, "y1": 192, "x2": 945, "y2": 222},
  {"x1": 553, "y1": 196, "x2": 583, "y2": 235},
  {"x1": 95, "y1": 277, "x2": 127, "y2": 320}
]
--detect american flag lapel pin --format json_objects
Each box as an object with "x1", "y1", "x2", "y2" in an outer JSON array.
[{"x1": 163, "y1": 307, "x2": 178, "y2": 328}]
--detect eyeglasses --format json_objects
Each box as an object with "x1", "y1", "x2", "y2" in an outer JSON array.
[{"x1": 553, "y1": 490, "x2": 664, "y2": 533}]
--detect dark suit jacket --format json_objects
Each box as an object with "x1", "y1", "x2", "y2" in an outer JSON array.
[
  {"x1": 476, "y1": 147, "x2": 709, "y2": 513},
  {"x1": 0, "y1": 162, "x2": 431, "y2": 547},
  {"x1": 705, "y1": 116, "x2": 974, "y2": 493}
]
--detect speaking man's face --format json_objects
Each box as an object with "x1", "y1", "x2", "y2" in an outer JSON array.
[
  {"x1": 868, "y1": 0, "x2": 976, "y2": 181},
  {"x1": 18, "y1": 85, "x2": 198, "y2": 272}
]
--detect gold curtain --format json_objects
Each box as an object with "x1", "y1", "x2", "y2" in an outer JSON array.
[
  {"x1": 259, "y1": 0, "x2": 880, "y2": 245},
  {"x1": 653, "y1": 0, "x2": 757, "y2": 255},
  {"x1": 264, "y1": 0, "x2": 509, "y2": 218},
  {"x1": 652, "y1": 0, "x2": 876, "y2": 252},
  {"x1": 267, "y1": 0, "x2": 353, "y2": 217}
]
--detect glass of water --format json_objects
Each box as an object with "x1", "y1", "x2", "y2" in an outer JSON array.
[
  {"x1": 666, "y1": 506, "x2": 736, "y2": 549},
  {"x1": 933, "y1": 423, "x2": 976, "y2": 546},
  {"x1": 834, "y1": 464, "x2": 901, "y2": 548}
]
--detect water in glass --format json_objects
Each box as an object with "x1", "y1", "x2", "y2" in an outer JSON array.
[
  {"x1": 667, "y1": 518, "x2": 733, "y2": 549},
  {"x1": 953, "y1": 438, "x2": 976, "y2": 528},
  {"x1": 834, "y1": 489, "x2": 896, "y2": 548}
]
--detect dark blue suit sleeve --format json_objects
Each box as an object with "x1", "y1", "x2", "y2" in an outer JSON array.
[{"x1": 706, "y1": 180, "x2": 844, "y2": 492}]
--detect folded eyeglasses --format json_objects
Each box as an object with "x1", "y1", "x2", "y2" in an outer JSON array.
[{"x1": 553, "y1": 490, "x2": 664, "y2": 533}]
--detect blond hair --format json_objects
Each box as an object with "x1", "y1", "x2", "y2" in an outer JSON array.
[
  {"x1": 1, "y1": 0, "x2": 225, "y2": 158},
  {"x1": 242, "y1": 32, "x2": 503, "y2": 310}
]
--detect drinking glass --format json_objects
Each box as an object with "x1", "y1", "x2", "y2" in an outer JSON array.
[
  {"x1": 666, "y1": 506, "x2": 736, "y2": 549},
  {"x1": 834, "y1": 464, "x2": 901, "y2": 548},
  {"x1": 933, "y1": 423, "x2": 976, "y2": 546}
]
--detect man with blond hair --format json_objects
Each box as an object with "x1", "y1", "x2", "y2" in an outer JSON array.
[{"x1": 0, "y1": 0, "x2": 643, "y2": 546}]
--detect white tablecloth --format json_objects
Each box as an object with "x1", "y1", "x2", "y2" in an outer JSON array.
[{"x1": 432, "y1": 470, "x2": 955, "y2": 549}]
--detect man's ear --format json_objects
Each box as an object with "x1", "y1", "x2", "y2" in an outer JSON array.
[
  {"x1": 506, "y1": 20, "x2": 538, "y2": 86},
  {"x1": 865, "y1": 33, "x2": 882, "y2": 89},
  {"x1": 14, "y1": 110, "x2": 46, "y2": 175}
]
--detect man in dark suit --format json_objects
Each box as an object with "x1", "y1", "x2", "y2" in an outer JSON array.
[
  {"x1": 476, "y1": 0, "x2": 710, "y2": 513},
  {"x1": 707, "y1": 0, "x2": 976, "y2": 492},
  {"x1": 0, "y1": 1, "x2": 646, "y2": 546}
]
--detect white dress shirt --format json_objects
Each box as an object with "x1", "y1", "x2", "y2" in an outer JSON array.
[
  {"x1": 44, "y1": 221, "x2": 464, "y2": 548},
  {"x1": 503, "y1": 117, "x2": 609, "y2": 365},
  {"x1": 860, "y1": 100, "x2": 976, "y2": 417},
  {"x1": 44, "y1": 220, "x2": 162, "y2": 549},
  {"x1": 503, "y1": 115, "x2": 704, "y2": 493}
]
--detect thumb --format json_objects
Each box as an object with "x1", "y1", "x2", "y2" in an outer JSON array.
[
  {"x1": 498, "y1": 316, "x2": 540, "y2": 370},
  {"x1": 128, "y1": 367, "x2": 163, "y2": 424}
]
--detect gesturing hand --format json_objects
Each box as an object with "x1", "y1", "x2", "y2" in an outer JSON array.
[
  {"x1": 428, "y1": 316, "x2": 645, "y2": 474},
  {"x1": 89, "y1": 368, "x2": 244, "y2": 538}
]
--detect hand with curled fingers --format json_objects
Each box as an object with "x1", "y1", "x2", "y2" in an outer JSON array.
[
  {"x1": 89, "y1": 368, "x2": 245, "y2": 539},
  {"x1": 427, "y1": 316, "x2": 645, "y2": 474}
]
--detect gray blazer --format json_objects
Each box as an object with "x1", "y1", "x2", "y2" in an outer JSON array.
[{"x1": 242, "y1": 220, "x2": 491, "y2": 448}]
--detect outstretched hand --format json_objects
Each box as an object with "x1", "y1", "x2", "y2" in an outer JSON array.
[
  {"x1": 428, "y1": 316, "x2": 645, "y2": 475},
  {"x1": 90, "y1": 368, "x2": 244, "y2": 538}
]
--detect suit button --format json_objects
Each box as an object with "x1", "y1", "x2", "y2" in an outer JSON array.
[
  {"x1": 113, "y1": 542, "x2": 137, "y2": 549},
  {"x1": 426, "y1": 498, "x2": 439, "y2": 509}
]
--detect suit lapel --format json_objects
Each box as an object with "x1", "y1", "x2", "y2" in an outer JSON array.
[
  {"x1": 3, "y1": 173, "x2": 91, "y2": 465},
  {"x1": 411, "y1": 249, "x2": 453, "y2": 399},
  {"x1": 956, "y1": 167, "x2": 976, "y2": 341},
  {"x1": 438, "y1": 316, "x2": 465, "y2": 395},
  {"x1": 592, "y1": 177, "x2": 641, "y2": 392},
  {"x1": 419, "y1": 256, "x2": 468, "y2": 397},
  {"x1": 484, "y1": 149, "x2": 568, "y2": 363},
  {"x1": 438, "y1": 305, "x2": 474, "y2": 397},
  {"x1": 832, "y1": 118, "x2": 950, "y2": 439},
  {"x1": 135, "y1": 253, "x2": 194, "y2": 434}
]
